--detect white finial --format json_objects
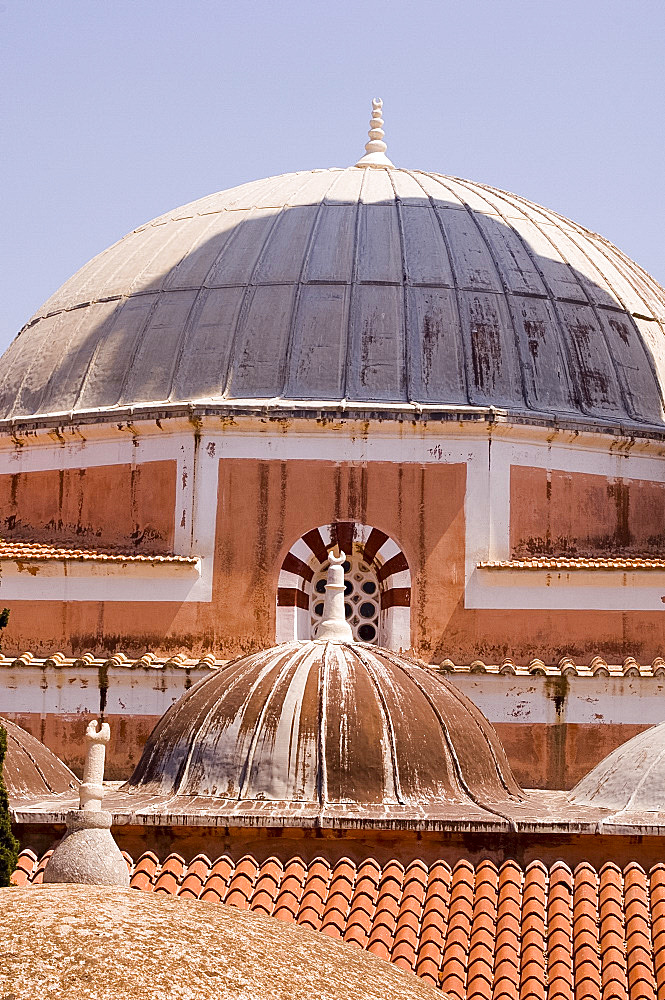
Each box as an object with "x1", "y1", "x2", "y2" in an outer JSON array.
[
  {"x1": 355, "y1": 98, "x2": 395, "y2": 168},
  {"x1": 43, "y1": 718, "x2": 129, "y2": 887},
  {"x1": 315, "y1": 551, "x2": 353, "y2": 641},
  {"x1": 80, "y1": 719, "x2": 110, "y2": 811}
]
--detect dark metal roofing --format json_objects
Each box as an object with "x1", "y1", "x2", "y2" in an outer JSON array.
[
  {"x1": 2, "y1": 167, "x2": 664, "y2": 429},
  {"x1": 126, "y1": 640, "x2": 523, "y2": 811},
  {"x1": 1, "y1": 717, "x2": 78, "y2": 800}
]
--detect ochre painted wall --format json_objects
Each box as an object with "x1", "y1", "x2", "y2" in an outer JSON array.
[
  {"x1": 0, "y1": 462, "x2": 176, "y2": 553},
  {"x1": 510, "y1": 467, "x2": 665, "y2": 558},
  {"x1": 0, "y1": 458, "x2": 664, "y2": 662}
]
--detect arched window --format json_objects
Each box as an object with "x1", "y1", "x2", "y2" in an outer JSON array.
[{"x1": 276, "y1": 522, "x2": 410, "y2": 650}]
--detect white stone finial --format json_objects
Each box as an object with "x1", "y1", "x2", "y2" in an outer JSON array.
[
  {"x1": 354, "y1": 98, "x2": 395, "y2": 169},
  {"x1": 43, "y1": 719, "x2": 129, "y2": 887},
  {"x1": 315, "y1": 550, "x2": 353, "y2": 641},
  {"x1": 80, "y1": 719, "x2": 110, "y2": 811}
]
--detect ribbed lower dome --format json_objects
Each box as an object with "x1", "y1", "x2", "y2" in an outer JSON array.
[
  {"x1": 127, "y1": 640, "x2": 523, "y2": 809},
  {"x1": 570, "y1": 720, "x2": 665, "y2": 811},
  {"x1": 1, "y1": 717, "x2": 78, "y2": 800}
]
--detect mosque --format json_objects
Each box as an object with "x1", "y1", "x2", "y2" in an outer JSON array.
[{"x1": 2, "y1": 101, "x2": 665, "y2": 997}]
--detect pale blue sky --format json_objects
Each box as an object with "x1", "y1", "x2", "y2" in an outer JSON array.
[{"x1": 1, "y1": 0, "x2": 663, "y2": 352}]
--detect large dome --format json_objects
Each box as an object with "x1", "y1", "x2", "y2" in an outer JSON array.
[
  {"x1": 127, "y1": 638, "x2": 523, "y2": 814},
  {"x1": 2, "y1": 166, "x2": 664, "y2": 429}
]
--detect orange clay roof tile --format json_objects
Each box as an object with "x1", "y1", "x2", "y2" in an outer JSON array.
[
  {"x1": 250, "y1": 857, "x2": 284, "y2": 917},
  {"x1": 272, "y1": 857, "x2": 307, "y2": 922},
  {"x1": 296, "y1": 858, "x2": 331, "y2": 931},
  {"x1": 479, "y1": 556, "x2": 665, "y2": 571},
  {"x1": 17, "y1": 850, "x2": 665, "y2": 997},
  {"x1": 177, "y1": 853, "x2": 211, "y2": 900},
  {"x1": 649, "y1": 864, "x2": 665, "y2": 997},
  {"x1": 0, "y1": 539, "x2": 198, "y2": 564}
]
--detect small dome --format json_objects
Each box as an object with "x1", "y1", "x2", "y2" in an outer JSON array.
[
  {"x1": 1, "y1": 717, "x2": 78, "y2": 800},
  {"x1": 2, "y1": 167, "x2": 664, "y2": 430},
  {"x1": 127, "y1": 639, "x2": 522, "y2": 810},
  {"x1": 0, "y1": 884, "x2": 441, "y2": 1000},
  {"x1": 570, "y1": 721, "x2": 665, "y2": 811}
]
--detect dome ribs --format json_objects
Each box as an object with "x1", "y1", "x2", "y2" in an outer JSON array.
[
  {"x1": 649, "y1": 864, "x2": 665, "y2": 997},
  {"x1": 547, "y1": 861, "x2": 574, "y2": 1000},
  {"x1": 390, "y1": 859, "x2": 429, "y2": 972},
  {"x1": 493, "y1": 860, "x2": 523, "y2": 1000},
  {"x1": 343, "y1": 857, "x2": 382, "y2": 951},
  {"x1": 439, "y1": 858, "x2": 475, "y2": 999},
  {"x1": 296, "y1": 857, "x2": 331, "y2": 931},
  {"x1": 414, "y1": 860, "x2": 451, "y2": 985},
  {"x1": 598, "y1": 862, "x2": 629, "y2": 1000},
  {"x1": 466, "y1": 859, "x2": 499, "y2": 1000},
  {"x1": 624, "y1": 863, "x2": 657, "y2": 1000},
  {"x1": 572, "y1": 863, "x2": 601, "y2": 1000},
  {"x1": 520, "y1": 860, "x2": 548, "y2": 1000},
  {"x1": 367, "y1": 859, "x2": 405, "y2": 961},
  {"x1": 320, "y1": 857, "x2": 356, "y2": 940}
]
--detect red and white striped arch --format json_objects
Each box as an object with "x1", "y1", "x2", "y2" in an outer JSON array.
[{"x1": 276, "y1": 522, "x2": 411, "y2": 650}]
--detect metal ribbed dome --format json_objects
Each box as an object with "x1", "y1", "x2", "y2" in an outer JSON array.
[
  {"x1": 1, "y1": 717, "x2": 78, "y2": 801},
  {"x1": 3, "y1": 166, "x2": 664, "y2": 429},
  {"x1": 570, "y1": 720, "x2": 665, "y2": 812},
  {"x1": 127, "y1": 640, "x2": 523, "y2": 809}
]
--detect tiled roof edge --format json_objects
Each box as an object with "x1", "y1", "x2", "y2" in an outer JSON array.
[{"x1": 0, "y1": 651, "x2": 663, "y2": 677}]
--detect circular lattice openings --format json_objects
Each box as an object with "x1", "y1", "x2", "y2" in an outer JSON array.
[{"x1": 276, "y1": 522, "x2": 411, "y2": 650}]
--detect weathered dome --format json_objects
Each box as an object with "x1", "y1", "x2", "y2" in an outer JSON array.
[
  {"x1": 2, "y1": 166, "x2": 664, "y2": 430},
  {"x1": 127, "y1": 639, "x2": 523, "y2": 810},
  {"x1": 1, "y1": 717, "x2": 78, "y2": 801},
  {"x1": 0, "y1": 885, "x2": 441, "y2": 1000},
  {"x1": 570, "y1": 720, "x2": 665, "y2": 812}
]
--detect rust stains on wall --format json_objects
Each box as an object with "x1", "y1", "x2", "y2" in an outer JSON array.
[
  {"x1": 510, "y1": 467, "x2": 665, "y2": 558},
  {"x1": 0, "y1": 461, "x2": 177, "y2": 553}
]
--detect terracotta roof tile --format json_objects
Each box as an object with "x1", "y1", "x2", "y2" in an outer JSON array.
[
  {"x1": 493, "y1": 861, "x2": 522, "y2": 1000},
  {"x1": 520, "y1": 861, "x2": 548, "y2": 1000},
  {"x1": 624, "y1": 863, "x2": 657, "y2": 1000},
  {"x1": 392, "y1": 860, "x2": 428, "y2": 973},
  {"x1": 344, "y1": 858, "x2": 381, "y2": 951},
  {"x1": 10, "y1": 848, "x2": 38, "y2": 886},
  {"x1": 153, "y1": 852, "x2": 185, "y2": 895},
  {"x1": 598, "y1": 862, "x2": 629, "y2": 1000},
  {"x1": 177, "y1": 853, "x2": 211, "y2": 900},
  {"x1": 296, "y1": 858, "x2": 331, "y2": 931},
  {"x1": 17, "y1": 850, "x2": 665, "y2": 998},
  {"x1": 466, "y1": 860, "x2": 498, "y2": 1000},
  {"x1": 415, "y1": 860, "x2": 450, "y2": 985},
  {"x1": 479, "y1": 556, "x2": 665, "y2": 571},
  {"x1": 649, "y1": 863, "x2": 665, "y2": 998},
  {"x1": 250, "y1": 856, "x2": 284, "y2": 916},
  {"x1": 547, "y1": 861, "x2": 574, "y2": 1000},
  {"x1": 3, "y1": 649, "x2": 665, "y2": 678},
  {"x1": 439, "y1": 859, "x2": 475, "y2": 999},
  {"x1": 130, "y1": 850, "x2": 159, "y2": 891},
  {"x1": 572, "y1": 863, "x2": 601, "y2": 1000},
  {"x1": 272, "y1": 856, "x2": 307, "y2": 922},
  {"x1": 320, "y1": 857, "x2": 357, "y2": 940},
  {"x1": 0, "y1": 539, "x2": 198, "y2": 564}
]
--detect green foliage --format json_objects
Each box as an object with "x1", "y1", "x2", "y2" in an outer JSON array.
[
  {"x1": 0, "y1": 608, "x2": 9, "y2": 631},
  {"x1": 0, "y1": 726, "x2": 19, "y2": 886}
]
